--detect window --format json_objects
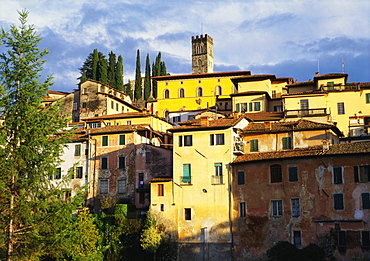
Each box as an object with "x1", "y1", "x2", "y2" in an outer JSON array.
[
  {"x1": 253, "y1": 102, "x2": 261, "y2": 111},
  {"x1": 197, "y1": 87, "x2": 203, "y2": 97},
  {"x1": 138, "y1": 173, "x2": 144, "y2": 188},
  {"x1": 337, "y1": 102, "x2": 345, "y2": 115},
  {"x1": 184, "y1": 208, "x2": 191, "y2": 220},
  {"x1": 102, "y1": 136, "x2": 108, "y2": 146},
  {"x1": 116, "y1": 103, "x2": 118, "y2": 111},
  {"x1": 182, "y1": 164, "x2": 191, "y2": 183},
  {"x1": 274, "y1": 105, "x2": 282, "y2": 112},
  {"x1": 73, "y1": 102, "x2": 78, "y2": 110},
  {"x1": 366, "y1": 93, "x2": 370, "y2": 104},
  {"x1": 271, "y1": 200, "x2": 283, "y2": 217},
  {"x1": 240, "y1": 202, "x2": 246, "y2": 217},
  {"x1": 119, "y1": 135, "x2": 126, "y2": 145},
  {"x1": 160, "y1": 204, "x2": 164, "y2": 212},
  {"x1": 179, "y1": 88, "x2": 185, "y2": 98},
  {"x1": 216, "y1": 86, "x2": 222, "y2": 96},
  {"x1": 270, "y1": 164, "x2": 282, "y2": 183},
  {"x1": 111, "y1": 101, "x2": 114, "y2": 109},
  {"x1": 354, "y1": 165, "x2": 370, "y2": 182},
  {"x1": 237, "y1": 170, "x2": 245, "y2": 185},
  {"x1": 282, "y1": 137, "x2": 292, "y2": 150},
  {"x1": 236, "y1": 103, "x2": 248, "y2": 112},
  {"x1": 334, "y1": 194, "x2": 344, "y2": 210},
  {"x1": 333, "y1": 167, "x2": 343, "y2": 184},
  {"x1": 179, "y1": 135, "x2": 193, "y2": 147},
  {"x1": 82, "y1": 102, "x2": 87, "y2": 109},
  {"x1": 55, "y1": 167, "x2": 62, "y2": 179},
  {"x1": 338, "y1": 231, "x2": 346, "y2": 247},
  {"x1": 272, "y1": 90, "x2": 276, "y2": 98},
  {"x1": 89, "y1": 122, "x2": 101, "y2": 128},
  {"x1": 362, "y1": 231, "x2": 370, "y2": 248},
  {"x1": 164, "y1": 89, "x2": 170, "y2": 99},
  {"x1": 100, "y1": 180, "x2": 108, "y2": 194},
  {"x1": 210, "y1": 133, "x2": 225, "y2": 145},
  {"x1": 126, "y1": 120, "x2": 132, "y2": 125},
  {"x1": 293, "y1": 231, "x2": 302, "y2": 246},
  {"x1": 173, "y1": 116, "x2": 181, "y2": 123},
  {"x1": 300, "y1": 99, "x2": 309, "y2": 110},
  {"x1": 118, "y1": 156, "x2": 125, "y2": 169},
  {"x1": 291, "y1": 198, "x2": 300, "y2": 217},
  {"x1": 76, "y1": 167, "x2": 83, "y2": 179},
  {"x1": 250, "y1": 139, "x2": 258, "y2": 152},
  {"x1": 215, "y1": 163, "x2": 222, "y2": 176},
  {"x1": 289, "y1": 167, "x2": 298, "y2": 182},
  {"x1": 158, "y1": 184, "x2": 164, "y2": 196},
  {"x1": 74, "y1": 144, "x2": 81, "y2": 156},
  {"x1": 362, "y1": 193, "x2": 370, "y2": 209},
  {"x1": 146, "y1": 151, "x2": 151, "y2": 162},
  {"x1": 118, "y1": 179, "x2": 126, "y2": 194},
  {"x1": 101, "y1": 157, "x2": 108, "y2": 169}
]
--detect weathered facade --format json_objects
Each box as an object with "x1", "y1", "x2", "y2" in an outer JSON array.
[{"x1": 232, "y1": 141, "x2": 370, "y2": 260}]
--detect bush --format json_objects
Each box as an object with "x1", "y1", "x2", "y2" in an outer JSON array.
[{"x1": 267, "y1": 241, "x2": 325, "y2": 261}]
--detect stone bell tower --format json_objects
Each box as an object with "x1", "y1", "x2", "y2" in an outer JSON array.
[{"x1": 191, "y1": 34, "x2": 214, "y2": 74}]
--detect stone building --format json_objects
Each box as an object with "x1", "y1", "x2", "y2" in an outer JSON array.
[{"x1": 192, "y1": 34, "x2": 214, "y2": 74}]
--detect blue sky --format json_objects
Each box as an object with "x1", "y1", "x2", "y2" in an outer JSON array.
[{"x1": 1, "y1": 0, "x2": 369, "y2": 92}]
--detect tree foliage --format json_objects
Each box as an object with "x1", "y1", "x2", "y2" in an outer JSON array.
[
  {"x1": 116, "y1": 55, "x2": 124, "y2": 91},
  {"x1": 152, "y1": 52, "x2": 167, "y2": 99},
  {"x1": 144, "y1": 53, "x2": 151, "y2": 101},
  {"x1": 0, "y1": 10, "x2": 98, "y2": 260},
  {"x1": 108, "y1": 51, "x2": 117, "y2": 88},
  {"x1": 134, "y1": 49, "x2": 142, "y2": 101}
]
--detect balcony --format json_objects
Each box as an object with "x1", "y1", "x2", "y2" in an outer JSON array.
[
  {"x1": 211, "y1": 175, "x2": 224, "y2": 185},
  {"x1": 321, "y1": 84, "x2": 361, "y2": 91},
  {"x1": 284, "y1": 108, "x2": 327, "y2": 118},
  {"x1": 180, "y1": 176, "x2": 192, "y2": 185}
]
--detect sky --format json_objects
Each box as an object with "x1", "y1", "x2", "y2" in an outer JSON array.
[{"x1": 0, "y1": 0, "x2": 369, "y2": 93}]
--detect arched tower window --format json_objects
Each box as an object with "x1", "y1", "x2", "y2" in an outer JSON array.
[
  {"x1": 179, "y1": 88, "x2": 185, "y2": 98},
  {"x1": 164, "y1": 89, "x2": 170, "y2": 99},
  {"x1": 197, "y1": 87, "x2": 203, "y2": 97},
  {"x1": 216, "y1": 86, "x2": 222, "y2": 96}
]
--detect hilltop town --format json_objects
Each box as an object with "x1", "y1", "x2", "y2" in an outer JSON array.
[{"x1": 44, "y1": 34, "x2": 370, "y2": 260}]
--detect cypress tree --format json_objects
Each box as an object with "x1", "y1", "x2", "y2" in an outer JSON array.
[
  {"x1": 107, "y1": 51, "x2": 116, "y2": 87},
  {"x1": 125, "y1": 80, "x2": 133, "y2": 101},
  {"x1": 92, "y1": 48, "x2": 99, "y2": 80},
  {"x1": 98, "y1": 57, "x2": 108, "y2": 84},
  {"x1": 144, "y1": 53, "x2": 151, "y2": 101},
  {"x1": 134, "y1": 49, "x2": 142, "y2": 101},
  {"x1": 160, "y1": 61, "x2": 167, "y2": 76},
  {"x1": 0, "y1": 10, "x2": 100, "y2": 260},
  {"x1": 79, "y1": 50, "x2": 105, "y2": 82},
  {"x1": 116, "y1": 55, "x2": 124, "y2": 91}
]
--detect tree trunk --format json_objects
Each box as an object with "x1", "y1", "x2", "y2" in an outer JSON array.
[{"x1": 7, "y1": 174, "x2": 15, "y2": 261}]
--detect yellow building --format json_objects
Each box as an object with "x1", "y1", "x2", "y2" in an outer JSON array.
[
  {"x1": 150, "y1": 114, "x2": 249, "y2": 260},
  {"x1": 152, "y1": 71, "x2": 251, "y2": 118}
]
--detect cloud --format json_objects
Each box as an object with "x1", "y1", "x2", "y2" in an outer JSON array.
[{"x1": 239, "y1": 12, "x2": 297, "y2": 31}]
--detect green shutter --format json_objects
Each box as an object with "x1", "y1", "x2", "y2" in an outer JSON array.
[
  {"x1": 250, "y1": 139, "x2": 258, "y2": 152},
  {"x1": 210, "y1": 134, "x2": 214, "y2": 145},
  {"x1": 102, "y1": 136, "x2": 108, "y2": 146},
  {"x1": 255, "y1": 102, "x2": 261, "y2": 111},
  {"x1": 183, "y1": 164, "x2": 191, "y2": 182},
  {"x1": 362, "y1": 193, "x2": 370, "y2": 209},
  {"x1": 289, "y1": 167, "x2": 298, "y2": 182},
  {"x1": 119, "y1": 135, "x2": 125, "y2": 145},
  {"x1": 236, "y1": 103, "x2": 240, "y2": 112},
  {"x1": 366, "y1": 93, "x2": 370, "y2": 104},
  {"x1": 238, "y1": 171, "x2": 245, "y2": 185},
  {"x1": 282, "y1": 137, "x2": 292, "y2": 149},
  {"x1": 249, "y1": 102, "x2": 253, "y2": 111}
]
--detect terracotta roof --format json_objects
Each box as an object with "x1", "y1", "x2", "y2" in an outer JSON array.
[
  {"x1": 242, "y1": 119, "x2": 342, "y2": 136},
  {"x1": 282, "y1": 90, "x2": 327, "y2": 96},
  {"x1": 287, "y1": 80, "x2": 314, "y2": 87},
  {"x1": 243, "y1": 112, "x2": 284, "y2": 122},
  {"x1": 314, "y1": 73, "x2": 348, "y2": 80},
  {"x1": 150, "y1": 177, "x2": 173, "y2": 182},
  {"x1": 233, "y1": 141, "x2": 370, "y2": 164},
  {"x1": 82, "y1": 112, "x2": 173, "y2": 125},
  {"x1": 87, "y1": 124, "x2": 153, "y2": 135},
  {"x1": 152, "y1": 71, "x2": 251, "y2": 81},
  {"x1": 48, "y1": 90, "x2": 69, "y2": 95},
  {"x1": 231, "y1": 74, "x2": 276, "y2": 83},
  {"x1": 169, "y1": 115, "x2": 246, "y2": 132}
]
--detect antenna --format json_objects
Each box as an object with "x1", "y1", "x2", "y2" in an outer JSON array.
[{"x1": 341, "y1": 55, "x2": 346, "y2": 73}]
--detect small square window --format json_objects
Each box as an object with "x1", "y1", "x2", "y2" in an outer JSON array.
[
  {"x1": 76, "y1": 167, "x2": 83, "y2": 179},
  {"x1": 126, "y1": 121, "x2": 132, "y2": 125},
  {"x1": 333, "y1": 167, "x2": 343, "y2": 184},
  {"x1": 271, "y1": 200, "x2": 283, "y2": 217},
  {"x1": 237, "y1": 170, "x2": 245, "y2": 185},
  {"x1": 291, "y1": 198, "x2": 300, "y2": 217},
  {"x1": 337, "y1": 102, "x2": 345, "y2": 115},
  {"x1": 118, "y1": 179, "x2": 126, "y2": 194},
  {"x1": 293, "y1": 231, "x2": 301, "y2": 246},
  {"x1": 74, "y1": 144, "x2": 81, "y2": 156},
  {"x1": 160, "y1": 204, "x2": 164, "y2": 212},
  {"x1": 184, "y1": 208, "x2": 191, "y2": 220},
  {"x1": 270, "y1": 164, "x2": 282, "y2": 183},
  {"x1": 100, "y1": 180, "x2": 108, "y2": 194},
  {"x1": 158, "y1": 184, "x2": 164, "y2": 196},
  {"x1": 82, "y1": 102, "x2": 87, "y2": 109},
  {"x1": 362, "y1": 193, "x2": 370, "y2": 209},
  {"x1": 102, "y1": 136, "x2": 108, "y2": 146},
  {"x1": 101, "y1": 157, "x2": 108, "y2": 169},
  {"x1": 119, "y1": 135, "x2": 126, "y2": 145},
  {"x1": 250, "y1": 139, "x2": 258, "y2": 152},
  {"x1": 282, "y1": 137, "x2": 292, "y2": 150},
  {"x1": 354, "y1": 165, "x2": 370, "y2": 182},
  {"x1": 118, "y1": 156, "x2": 125, "y2": 169},
  {"x1": 55, "y1": 167, "x2": 62, "y2": 179},
  {"x1": 366, "y1": 93, "x2": 370, "y2": 104}
]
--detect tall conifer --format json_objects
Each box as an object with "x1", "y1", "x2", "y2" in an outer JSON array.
[
  {"x1": 0, "y1": 10, "x2": 99, "y2": 260},
  {"x1": 92, "y1": 48, "x2": 99, "y2": 80},
  {"x1": 144, "y1": 53, "x2": 151, "y2": 101},
  {"x1": 98, "y1": 57, "x2": 108, "y2": 84},
  {"x1": 116, "y1": 55, "x2": 124, "y2": 91},
  {"x1": 134, "y1": 49, "x2": 142, "y2": 101},
  {"x1": 108, "y1": 51, "x2": 116, "y2": 87}
]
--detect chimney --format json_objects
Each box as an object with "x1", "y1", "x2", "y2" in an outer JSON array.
[
  {"x1": 264, "y1": 121, "x2": 271, "y2": 131},
  {"x1": 200, "y1": 116, "x2": 210, "y2": 126},
  {"x1": 322, "y1": 139, "x2": 330, "y2": 151}
]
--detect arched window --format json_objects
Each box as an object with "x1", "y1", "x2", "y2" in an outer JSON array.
[
  {"x1": 197, "y1": 87, "x2": 203, "y2": 97},
  {"x1": 164, "y1": 89, "x2": 170, "y2": 99},
  {"x1": 179, "y1": 88, "x2": 185, "y2": 98},
  {"x1": 198, "y1": 59, "x2": 202, "y2": 67},
  {"x1": 164, "y1": 109, "x2": 169, "y2": 119},
  {"x1": 216, "y1": 86, "x2": 222, "y2": 96},
  {"x1": 270, "y1": 164, "x2": 282, "y2": 183}
]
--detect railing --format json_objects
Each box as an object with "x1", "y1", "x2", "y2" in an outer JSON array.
[
  {"x1": 211, "y1": 175, "x2": 224, "y2": 185},
  {"x1": 321, "y1": 85, "x2": 361, "y2": 91},
  {"x1": 181, "y1": 176, "x2": 191, "y2": 185},
  {"x1": 284, "y1": 108, "x2": 327, "y2": 118}
]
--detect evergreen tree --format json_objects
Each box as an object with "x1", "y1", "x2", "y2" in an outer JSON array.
[
  {"x1": 152, "y1": 52, "x2": 167, "y2": 99},
  {"x1": 125, "y1": 80, "x2": 133, "y2": 101},
  {"x1": 108, "y1": 51, "x2": 116, "y2": 88},
  {"x1": 134, "y1": 49, "x2": 142, "y2": 101},
  {"x1": 79, "y1": 50, "x2": 105, "y2": 82},
  {"x1": 0, "y1": 10, "x2": 98, "y2": 260},
  {"x1": 92, "y1": 48, "x2": 99, "y2": 80},
  {"x1": 160, "y1": 61, "x2": 167, "y2": 76},
  {"x1": 144, "y1": 53, "x2": 151, "y2": 101},
  {"x1": 80, "y1": 70, "x2": 87, "y2": 83},
  {"x1": 98, "y1": 57, "x2": 108, "y2": 84},
  {"x1": 116, "y1": 55, "x2": 124, "y2": 91}
]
